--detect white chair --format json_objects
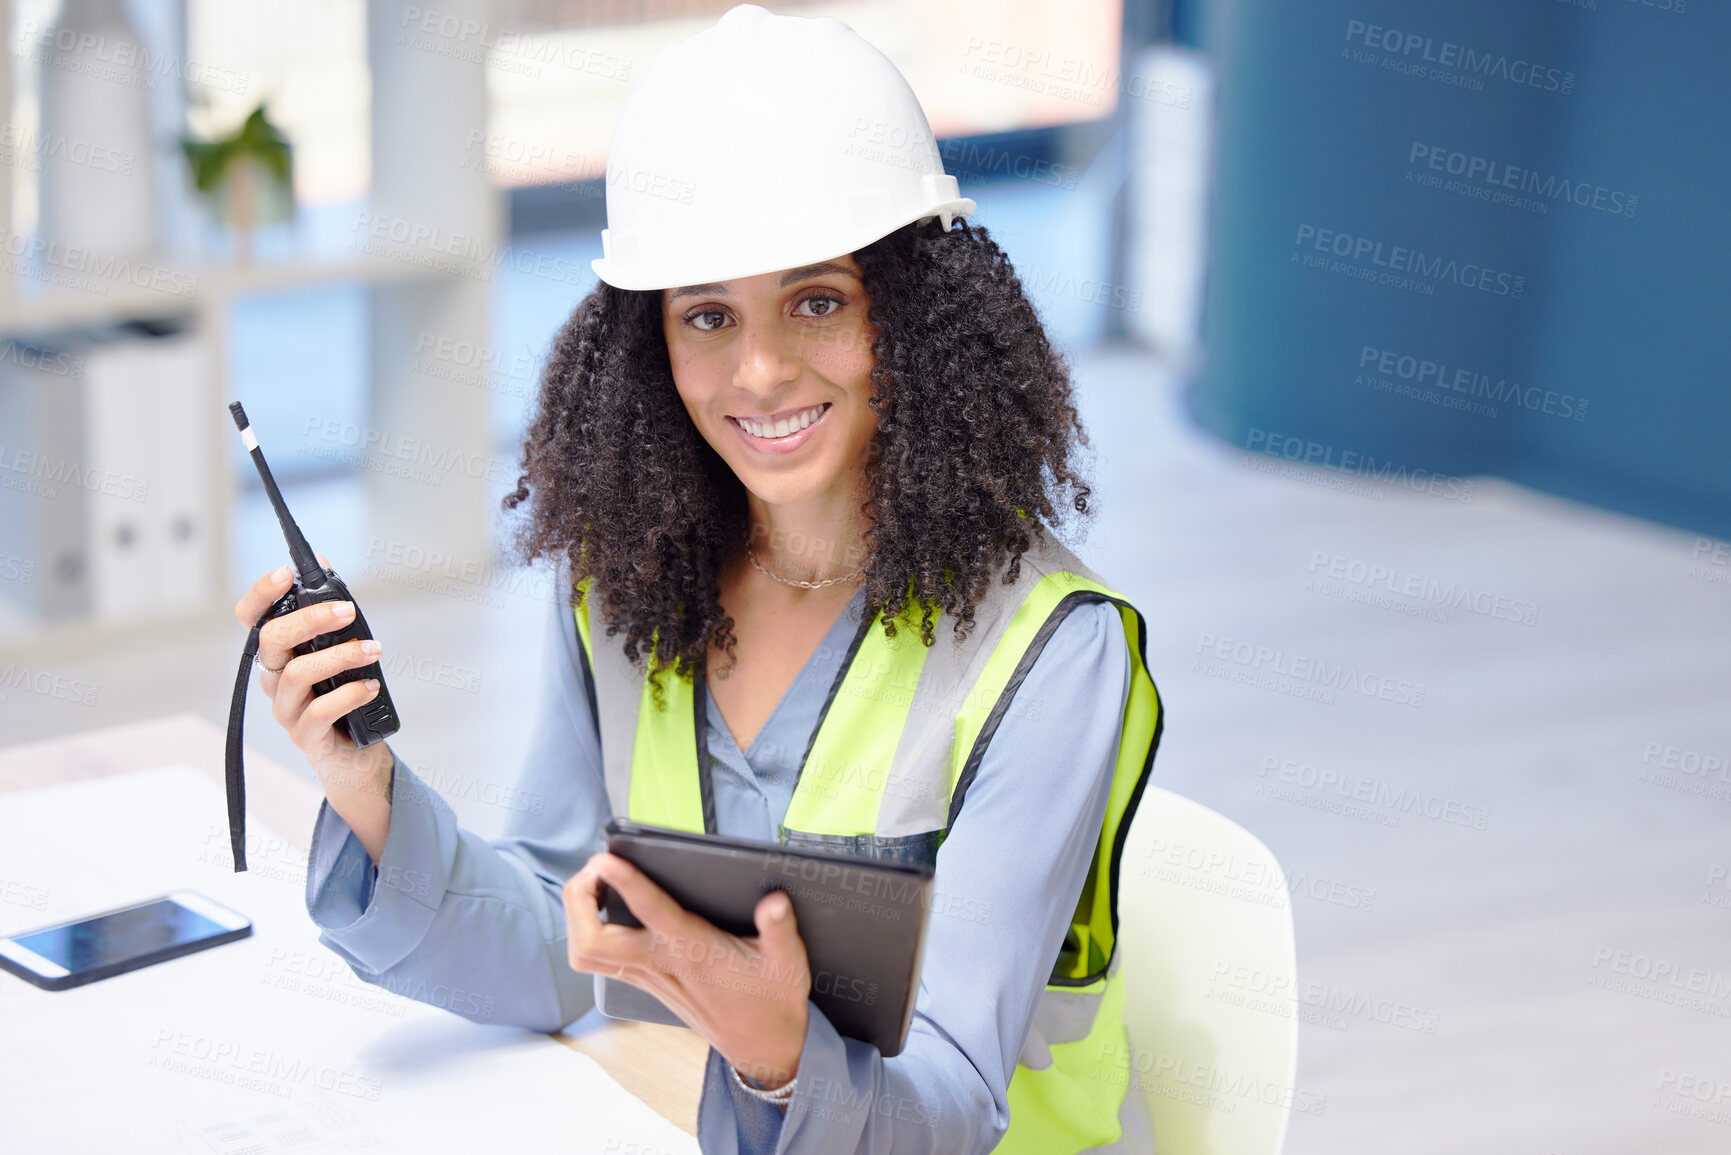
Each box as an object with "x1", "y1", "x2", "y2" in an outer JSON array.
[{"x1": 1116, "y1": 787, "x2": 1300, "y2": 1155}]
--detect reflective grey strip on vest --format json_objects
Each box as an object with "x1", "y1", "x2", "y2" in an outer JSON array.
[
  {"x1": 871, "y1": 575, "x2": 1020, "y2": 839},
  {"x1": 585, "y1": 610, "x2": 647, "y2": 822},
  {"x1": 1018, "y1": 948, "x2": 1121, "y2": 1070},
  {"x1": 869, "y1": 532, "x2": 1111, "y2": 843},
  {"x1": 589, "y1": 532, "x2": 1113, "y2": 855},
  {"x1": 1077, "y1": 1027, "x2": 1158, "y2": 1155},
  {"x1": 1018, "y1": 951, "x2": 1151, "y2": 1152}
]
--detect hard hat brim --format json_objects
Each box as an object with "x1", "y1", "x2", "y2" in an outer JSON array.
[{"x1": 590, "y1": 197, "x2": 977, "y2": 293}]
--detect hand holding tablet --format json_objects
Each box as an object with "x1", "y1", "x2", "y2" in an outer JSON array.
[{"x1": 564, "y1": 820, "x2": 935, "y2": 1059}]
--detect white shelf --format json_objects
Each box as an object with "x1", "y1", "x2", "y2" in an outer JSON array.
[
  {"x1": 0, "y1": 0, "x2": 499, "y2": 655},
  {"x1": 0, "y1": 252, "x2": 456, "y2": 337}
]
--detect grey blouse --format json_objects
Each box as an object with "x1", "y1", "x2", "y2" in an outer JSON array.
[{"x1": 304, "y1": 579, "x2": 1133, "y2": 1154}]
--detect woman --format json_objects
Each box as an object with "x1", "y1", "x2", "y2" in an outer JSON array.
[{"x1": 232, "y1": 6, "x2": 1161, "y2": 1152}]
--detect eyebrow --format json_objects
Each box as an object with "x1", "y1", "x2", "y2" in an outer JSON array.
[{"x1": 666, "y1": 261, "x2": 858, "y2": 302}]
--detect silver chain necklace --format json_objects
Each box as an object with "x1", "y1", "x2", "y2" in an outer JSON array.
[{"x1": 744, "y1": 532, "x2": 865, "y2": 589}]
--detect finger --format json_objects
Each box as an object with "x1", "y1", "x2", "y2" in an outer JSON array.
[
  {"x1": 283, "y1": 678, "x2": 372, "y2": 741},
  {"x1": 258, "y1": 599, "x2": 357, "y2": 674},
  {"x1": 277, "y1": 638, "x2": 381, "y2": 700},
  {"x1": 753, "y1": 889, "x2": 797, "y2": 940},
  {"x1": 593, "y1": 855, "x2": 696, "y2": 941},
  {"x1": 294, "y1": 678, "x2": 379, "y2": 738},
  {"x1": 256, "y1": 662, "x2": 283, "y2": 703},
  {"x1": 753, "y1": 890, "x2": 808, "y2": 970},
  {"x1": 562, "y1": 862, "x2": 605, "y2": 934},
  {"x1": 563, "y1": 864, "x2": 650, "y2": 973},
  {"x1": 571, "y1": 853, "x2": 651, "y2": 933},
  {"x1": 234, "y1": 564, "x2": 294, "y2": 626},
  {"x1": 271, "y1": 664, "x2": 313, "y2": 730}
]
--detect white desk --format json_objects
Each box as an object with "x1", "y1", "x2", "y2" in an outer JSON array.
[{"x1": 0, "y1": 714, "x2": 708, "y2": 1151}]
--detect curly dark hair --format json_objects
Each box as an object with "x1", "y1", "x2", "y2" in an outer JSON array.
[{"x1": 502, "y1": 216, "x2": 1095, "y2": 691}]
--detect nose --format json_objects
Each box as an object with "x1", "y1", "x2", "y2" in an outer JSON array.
[{"x1": 732, "y1": 316, "x2": 801, "y2": 399}]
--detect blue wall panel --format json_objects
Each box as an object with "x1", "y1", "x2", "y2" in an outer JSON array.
[{"x1": 1189, "y1": 0, "x2": 1729, "y2": 536}]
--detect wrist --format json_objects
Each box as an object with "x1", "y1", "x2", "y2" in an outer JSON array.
[
  {"x1": 730, "y1": 1035, "x2": 801, "y2": 1091},
  {"x1": 730, "y1": 1059, "x2": 798, "y2": 1104},
  {"x1": 324, "y1": 745, "x2": 394, "y2": 862},
  {"x1": 323, "y1": 743, "x2": 394, "y2": 805},
  {"x1": 744, "y1": 1063, "x2": 798, "y2": 1092}
]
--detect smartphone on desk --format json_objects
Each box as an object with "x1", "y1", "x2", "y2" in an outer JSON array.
[{"x1": 0, "y1": 890, "x2": 251, "y2": 991}]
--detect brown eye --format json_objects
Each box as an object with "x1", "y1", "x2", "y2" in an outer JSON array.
[
  {"x1": 687, "y1": 308, "x2": 729, "y2": 332},
  {"x1": 795, "y1": 291, "x2": 843, "y2": 318}
]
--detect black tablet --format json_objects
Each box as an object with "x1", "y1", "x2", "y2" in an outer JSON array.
[{"x1": 594, "y1": 819, "x2": 934, "y2": 1057}]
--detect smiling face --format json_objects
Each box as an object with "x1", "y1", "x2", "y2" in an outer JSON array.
[{"x1": 661, "y1": 254, "x2": 880, "y2": 513}]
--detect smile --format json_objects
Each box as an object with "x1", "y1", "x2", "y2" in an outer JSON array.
[{"x1": 727, "y1": 402, "x2": 830, "y2": 444}]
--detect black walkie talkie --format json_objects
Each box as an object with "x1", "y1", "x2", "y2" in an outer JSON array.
[{"x1": 223, "y1": 403, "x2": 400, "y2": 870}]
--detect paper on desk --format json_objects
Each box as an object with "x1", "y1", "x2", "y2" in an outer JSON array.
[{"x1": 0, "y1": 764, "x2": 698, "y2": 1154}]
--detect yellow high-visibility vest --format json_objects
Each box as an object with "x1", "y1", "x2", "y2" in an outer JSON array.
[{"x1": 574, "y1": 532, "x2": 1163, "y2": 1151}]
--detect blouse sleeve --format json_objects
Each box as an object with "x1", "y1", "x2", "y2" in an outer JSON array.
[
  {"x1": 695, "y1": 599, "x2": 1135, "y2": 1155},
  {"x1": 301, "y1": 577, "x2": 611, "y2": 1032}
]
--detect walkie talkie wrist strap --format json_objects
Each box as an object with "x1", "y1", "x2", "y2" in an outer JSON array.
[{"x1": 223, "y1": 608, "x2": 274, "y2": 872}]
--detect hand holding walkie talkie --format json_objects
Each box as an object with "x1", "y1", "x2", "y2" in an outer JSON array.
[{"x1": 224, "y1": 404, "x2": 400, "y2": 871}]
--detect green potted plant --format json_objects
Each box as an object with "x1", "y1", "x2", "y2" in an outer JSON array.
[{"x1": 180, "y1": 104, "x2": 294, "y2": 264}]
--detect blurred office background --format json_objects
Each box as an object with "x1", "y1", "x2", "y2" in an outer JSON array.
[{"x1": 0, "y1": 1, "x2": 1727, "y2": 1151}]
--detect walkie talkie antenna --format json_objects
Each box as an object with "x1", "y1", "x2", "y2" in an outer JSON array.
[{"x1": 229, "y1": 402, "x2": 323, "y2": 588}]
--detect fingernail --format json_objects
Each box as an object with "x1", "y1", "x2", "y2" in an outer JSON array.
[
  {"x1": 360, "y1": 639, "x2": 381, "y2": 656},
  {"x1": 271, "y1": 565, "x2": 291, "y2": 581},
  {"x1": 364, "y1": 679, "x2": 380, "y2": 691},
  {"x1": 771, "y1": 895, "x2": 789, "y2": 920},
  {"x1": 333, "y1": 602, "x2": 356, "y2": 619}
]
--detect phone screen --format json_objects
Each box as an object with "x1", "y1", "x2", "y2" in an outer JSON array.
[{"x1": 15, "y1": 898, "x2": 229, "y2": 974}]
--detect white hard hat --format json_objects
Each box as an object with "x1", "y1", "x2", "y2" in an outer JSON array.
[{"x1": 591, "y1": 3, "x2": 975, "y2": 292}]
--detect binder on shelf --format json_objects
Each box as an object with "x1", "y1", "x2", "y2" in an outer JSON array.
[
  {"x1": 81, "y1": 329, "x2": 214, "y2": 624},
  {"x1": 0, "y1": 344, "x2": 90, "y2": 625}
]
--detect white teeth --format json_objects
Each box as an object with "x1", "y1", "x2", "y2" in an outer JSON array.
[{"x1": 738, "y1": 404, "x2": 824, "y2": 440}]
